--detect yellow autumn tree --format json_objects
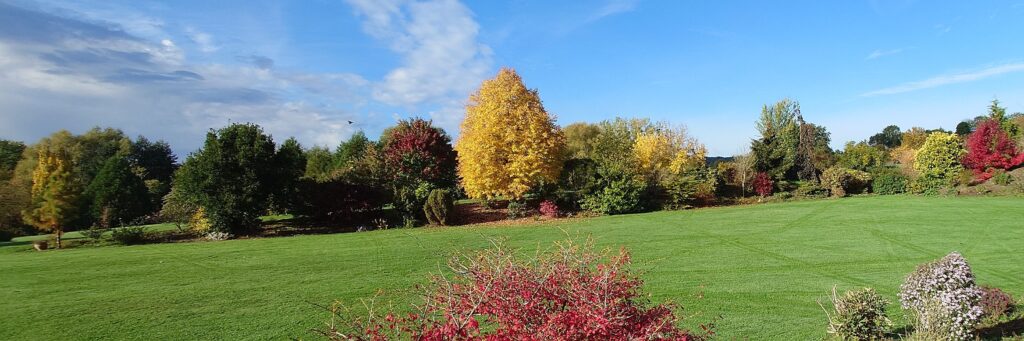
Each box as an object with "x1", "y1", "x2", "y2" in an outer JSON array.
[
  {"x1": 632, "y1": 126, "x2": 707, "y2": 182},
  {"x1": 22, "y1": 148, "x2": 78, "y2": 248},
  {"x1": 456, "y1": 68, "x2": 565, "y2": 200}
]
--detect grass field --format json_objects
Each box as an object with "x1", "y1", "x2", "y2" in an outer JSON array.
[{"x1": 1, "y1": 195, "x2": 1022, "y2": 340}]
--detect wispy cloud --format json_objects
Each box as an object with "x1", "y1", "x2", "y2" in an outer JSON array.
[
  {"x1": 345, "y1": 0, "x2": 493, "y2": 131},
  {"x1": 588, "y1": 0, "x2": 639, "y2": 22},
  {"x1": 866, "y1": 47, "x2": 911, "y2": 60},
  {"x1": 0, "y1": 2, "x2": 365, "y2": 154},
  {"x1": 861, "y1": 62, "x2": 1024, "y2": 96},
  {"x1": 185, "y1": 27, "x2": 218, "y2": 53}
]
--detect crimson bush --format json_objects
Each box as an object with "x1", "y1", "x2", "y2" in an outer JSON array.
[
  {"x1": 963, "y1": 119, "x2": 1024, "y2": 180},
  {"x1": 753, "y1": 172, "x2": 774, "y2": 197},
  {"x1": 318, "y1": 240, "x2": 711, "y2": 340}
]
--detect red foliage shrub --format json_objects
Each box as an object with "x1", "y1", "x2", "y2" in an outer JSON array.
[
  {"x1": 319, "y1": 240, "x2": 711, "y2": 340},
  {"x1": 381, "y1": 118, "x2": 458, "y2": 187},
  {"x1": 538, "y1": 200, "x2": 559, "y2": 218},
  {"x1": 753, "y1": 172, "x2": 774, "y2": 197},
  {"x1": 963, "y1": 119, "x2": 1024, "y2": 180},
  {"x1": 979, "y1": 285, "x2": 1015, "y2": 319}
]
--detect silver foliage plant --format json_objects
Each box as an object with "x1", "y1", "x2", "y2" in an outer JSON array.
[{"x1": 899, "y1": 252, "x2": 983, "y2": 341}]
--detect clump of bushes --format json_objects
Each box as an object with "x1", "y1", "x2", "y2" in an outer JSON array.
[
  {"x1": 899, "y1": 252, "x2": 983, "y2": 341},
  {"x1": 990, "y1": 170, "x2": 1013, "y2": 186},
  {"x1": 821, "y1": 286, "x2": 891, "y2": 340},
  {"x1": 794, "y1": 181, "x2": 827, "y2": 198},
  {"x1": 422, "y1": 188, "x2": 455, "y2": 225},
  {"x1": 821, "y1": 166, "x2": 872, "y2": 197},
  {"x1": 910, "y1": 176, "x2": 952, "y2": 195},
  {"x1": 81, "y1": 226, "x2": 107, "y2": 241},
  {"x1": 316, "y1": 240, "x2": 710, "y2": 340},
  {"x1": 978, "y1": 285, "x2": 1015, "y2": 320},
  {"x1": 110, "y1": 226, "x2": 148, "y2": 245},
  {"x1": 872, "y1": 172, "x2": 908, "y2": 195}
]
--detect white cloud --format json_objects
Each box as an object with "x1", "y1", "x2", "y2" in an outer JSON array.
[
  {"x1": 345, "y1": 0, "x2": 493, "y2": 128},
  {"x1": 866, "y1": 47, "x2": 910, "y2": 60},
  {"x1": 861, "y1": 62, "x2": 1024, "y2": 97},
  {"x1": 588, "y1": 0, "x2": 639, "y2": 22},
  {"x1": 0, "y1": 2, "x2": 363, "y2": 154},
  {"x1": 185, "y1": 27, "x2": 218, "y2": 53}
]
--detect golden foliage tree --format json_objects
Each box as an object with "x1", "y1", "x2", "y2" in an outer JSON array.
[
  {"x1": 631, "y1": 128, "x2": 706, "y2": 182},
  {"x1": 22, "y1": 148, "x2": 78, "y2": 248},
  {"x1": 456, "y1": 68, "x2": 565, "y2": 199}
]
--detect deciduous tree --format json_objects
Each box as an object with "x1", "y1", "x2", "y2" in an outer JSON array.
[
  {"x1": 23, "y1": 148, "x2": 78, "y2": 248},
  {"x1": 751, "y1": 99, "x2": 800, "y2": 180},
  {"x1": 173, "y1": 123, "x2": 278, "y2": 234},
  {"x1": 84, "y1": 156, "x2": 151, "y2": 227},
  {"x1": 962, "y1": 119, "x2": 1024, "y2": 180},
  {"x1": 868, "y1": 125, "x2": 902, "y2": 149},
  {"x1": 456, "y1": 68, "x2": 565, "y2": 199}
]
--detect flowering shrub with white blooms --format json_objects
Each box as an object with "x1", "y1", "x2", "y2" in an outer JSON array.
[
  {"x1": 204, "y1": 231, "x2": 234, "y2": 241},
  {"x1": 899, "y1": 252, "x2": 983, "y2": 341}
]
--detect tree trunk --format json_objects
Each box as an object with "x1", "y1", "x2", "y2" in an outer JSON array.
[{"x1": 55, "y1": 230, "x2": 62, "y2": 249}]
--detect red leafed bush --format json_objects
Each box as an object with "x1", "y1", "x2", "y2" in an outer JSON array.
[
  {"x1": 318, "y1": 240, "x2": 711, "y2": 340},
  {"x1": 753, "y1": 172, "x2": 774, "y2": 197},
  {"x1": 539, "y1": 200, "x2": 559, "y2": 218},
  {"x1": 979, "y1": 285, "x2": 1015, "y2": 319},
  {"x1": 963, "y1": 119, "x2": 1024, "y2": 180},
  {"x1": 381, "y1": 118, "x2": 458, "y2": 187}
]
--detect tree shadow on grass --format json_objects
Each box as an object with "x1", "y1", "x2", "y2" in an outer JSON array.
[{"x1": 977, "y1": 316, "x2": 1024, "y2": 340}]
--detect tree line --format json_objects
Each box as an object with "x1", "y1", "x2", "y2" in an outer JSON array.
[{"x1": 2, "y1": 67, "x2": 1022, "y2": 246}]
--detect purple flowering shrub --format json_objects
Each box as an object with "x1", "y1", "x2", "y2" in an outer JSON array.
[{"x1": 899, "y1": 252, "x2": 983, "y2": 341}]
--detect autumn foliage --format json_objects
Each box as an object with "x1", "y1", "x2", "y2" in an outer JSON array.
[
  {"x1": 753, "y1": 172, "x2": 774, "y2": 197},
  {"x1": 381, "y1": 118, "x2": 458, "y2": 187},
  {"x1": 456, "y1": 68, "x2": 565, "y2": 200},
  {"x1": 319, "y1": 240, "x2": 709, "y2": 340},
  {"x1": 962, "y1": 119, "x2": 1024, "y2": 180},
  {"x1": 23, "y1": 147, "x2": 78, "y2": 248}
]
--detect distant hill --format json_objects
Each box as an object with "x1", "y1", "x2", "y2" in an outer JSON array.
[{"x1": 706, "y1": 156, "x2": 734, "y2": 166}]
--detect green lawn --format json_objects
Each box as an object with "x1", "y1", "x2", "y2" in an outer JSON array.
[{"x1": 1, "y1": 196, "x2": 1022, "y2": 340}]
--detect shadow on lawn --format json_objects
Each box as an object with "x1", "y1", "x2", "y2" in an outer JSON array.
[{"x1": 977, "y1": 316, "x2": 1024, "y2": 340}]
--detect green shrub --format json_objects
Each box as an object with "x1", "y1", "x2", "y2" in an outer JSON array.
[
  {"x1": 913, "y1": 132, "x2": 966, "y2": 190},
  {"x1": 82, "y1": 226, "x2": 106, "y2": 241},
  {"x1": 580, "y1": 175, "x2": 645, "y2": 215},
  {"x1": 794, "y1": 181, "x2": 827, "y2": 198},
  {"x1": 506, "y1": 201, "x2": 529, "y2": 219},
  {"x1": 422, "y1": 188, "x2": 455, "y2": 226},
  {"x1": 772, "y1": 191, "x2": 793, "y2": 200},
  {"x1": 821, "y1": 287, "x2": 892, "y2": 340},
  {"x1": 110, "y1": 226, "x2": 148, "y2": 245},
  {"x1": 872, "y1": 173, "x2": 908, "y2": 195},
  {"x1": 821, "y1": 167, "x2": 872, "y2": 197},
  {"x1": 910, "y1": 176, "x2": 952, "y2": 195},
  {"x1": 664, "y1": 167, "x2": 719, "y2": 208},
  {"x1": 991, "y1": 170, "x2": 1013, "y2": 186}
]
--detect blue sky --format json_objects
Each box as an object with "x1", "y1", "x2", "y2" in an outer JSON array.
[{"x1": 1, "y1": 0, "x2": 1023, "y2": 157}]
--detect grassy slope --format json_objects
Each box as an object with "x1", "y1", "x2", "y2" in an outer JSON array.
[{"x1": 1, "y1": 196, "x2": 1021, "y2": 340}]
